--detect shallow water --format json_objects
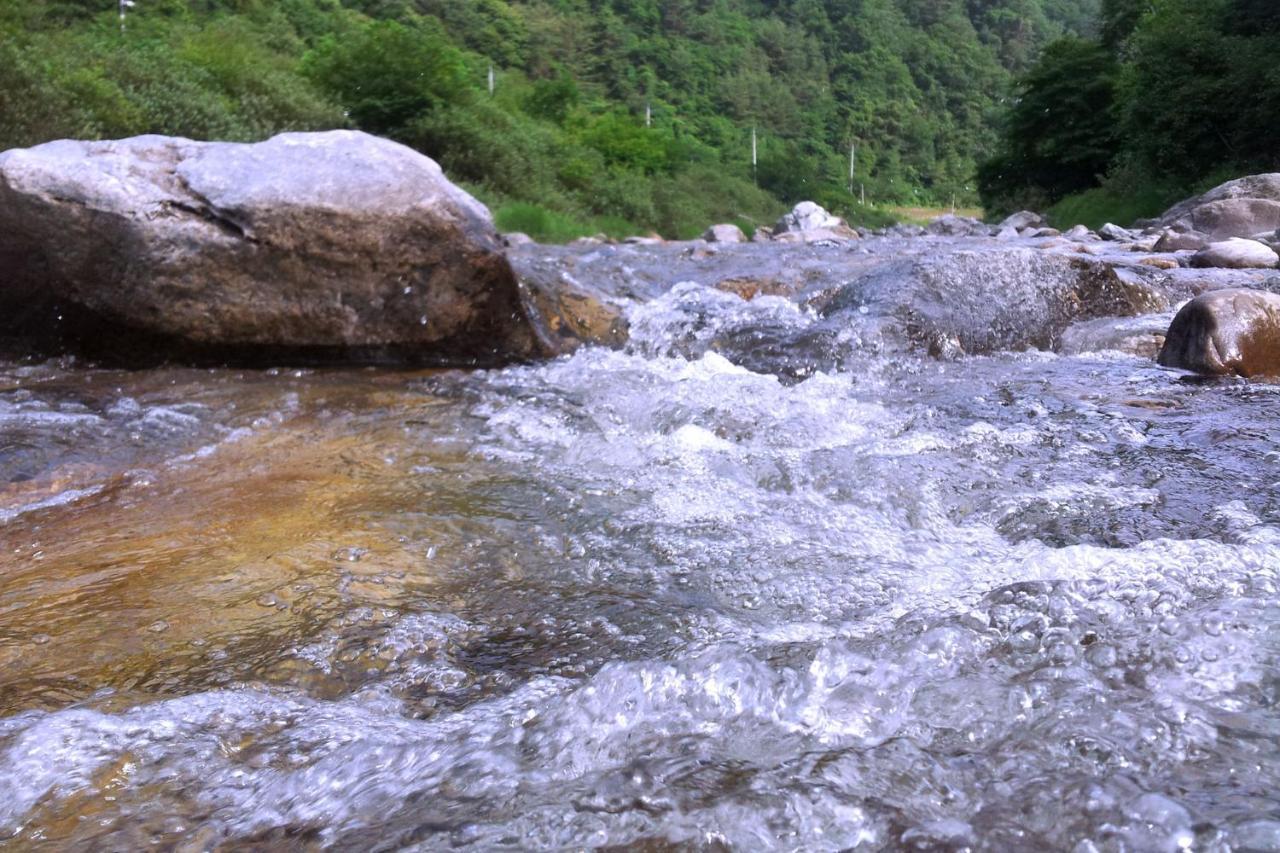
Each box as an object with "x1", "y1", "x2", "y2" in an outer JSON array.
[{"x1": 1, "y1": 269, "x2": 1279, "y2": 850}]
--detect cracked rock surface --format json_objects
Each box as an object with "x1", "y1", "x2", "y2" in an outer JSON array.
[{"x1": 0, "y1": 131, "x2": 541, "y2": 365}]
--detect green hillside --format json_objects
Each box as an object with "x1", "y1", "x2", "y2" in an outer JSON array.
[
  {"x1": 980, "y1": 0, "x2": 1280, "y2": 226},
  {"x1": 0, "y1": 0, "x2": 1099, "y2": 239}
]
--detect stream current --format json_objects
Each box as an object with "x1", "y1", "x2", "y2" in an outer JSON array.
[{"x1": 0, "y1": 265, "x2": 1279, "y2": 850}]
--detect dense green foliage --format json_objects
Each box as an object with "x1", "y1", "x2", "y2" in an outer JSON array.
[
  {"x1": 1, "y1": 0, "x2": 1100, "y2": 239},
  {"x1": 981, "y1": 0, "x2": 1280, "y2": 223}
]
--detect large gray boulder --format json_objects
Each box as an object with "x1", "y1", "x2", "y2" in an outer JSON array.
[
  {"x1": 1189, "y1": 238, "x2": 1279, "y2": 270},
  {"x1": 1158, "y1": 289, "x2": 1280, "y2": 377},
  {"x1": 0, "y1": 131, "x2": 543, "y2": 364},
  {"x1": 1157, "y1": 174, "x2": 1280, "y2": 240}
]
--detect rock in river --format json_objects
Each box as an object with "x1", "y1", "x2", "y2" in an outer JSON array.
[
  {"x1": 1190, "y1": 238, "x2": 1279, "y2": 270},
  {"x1": 702, "y1": 223, "x2": 747, "y2": 243},
  {"x1": 1157, "y1": 173, "x2": 1280, "y2": 240},
  {"x1": 0, "y1": 131, "x2": 543, "y2": 365},
  {"x1": 774, "y1": 201, "x2": 851, "y2": 236},
  {"x1": 1157, "y1": 288, "x2": 1280, "y2": 377}
]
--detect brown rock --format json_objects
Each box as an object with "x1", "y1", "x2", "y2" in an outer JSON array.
[{"x1": 1157, "y1": 289, "x2": 1280, "y2": 376}]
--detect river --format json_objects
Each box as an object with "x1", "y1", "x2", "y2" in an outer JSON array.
[{"x1": 1, "y1": 240, "x2": 1278, "y2": 850}]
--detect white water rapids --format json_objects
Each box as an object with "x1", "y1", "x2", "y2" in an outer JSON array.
[{"x1": 0, "y1": 277, "x2": 1278, "y2": 850}]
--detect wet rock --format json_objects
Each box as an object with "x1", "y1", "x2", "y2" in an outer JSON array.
[
  {"x1": 1125, "y1": 234, "x2": 1161, "y2": 252},
  {"x1": 1027, "y1": 227, "x2": 1061, "y2": 238},
  {"x1": 502, "y1": 232, "x2": 535, "y2": 248},
  {"x1": 884, "y1": 223, "x2": 927, "y2": 238},
  {"x1": 995, "y1": 226, "x2": 1021, "y2": 241},
  {"x1": 1138, "y1": 257, "x2": 1180, "y2": 270},
  {"x1": 751, "y1": 226, "x2": 774, "y2": 242},
  {"x1": 773, "y1": 227, "x2": 859, "y2": 244},
  {"x1": 1190, "y1": 238, "x2": 1279, "y2": 270},
  {"x1": 1153, "y1": 229, "x2": 1209, "y2": 252},
  {"x1": 926, "y1": 214, "x2": 990, "y2": 237},
  {"x1": 0, "y1": 131, "x2": 542, "y2": 365},
  {"x1": 1099, "y1": 222, "x2": 1135, "y2": 241},
  {"x1": 822, "y1": 248, "x2": 1169, "y2": 356},
  {"x1": 623, "y1": 234, "x2": 663, "y2": 245},
  {"x1": 1158, "y1": 288, "x2": 1280, "y2": 376},
  {"x1": 1058, "y1": 313, "x2": 1172, "y2": 358},
  {"x1": 1063, "y1": 224, "x2": 1096, "y2": 241},
  {"x1": 515, "y1": 273, "x2": 629, "y2": 354},
  {"x1": 1157, "y1": 174, "x2": 1280, "y2": 239},
  {"x1": 702, "y1": 223, "x2": 747, "y2": 243},
  {"x1": 999, "y1": 210, "x2": 1045, "y2": 231}
]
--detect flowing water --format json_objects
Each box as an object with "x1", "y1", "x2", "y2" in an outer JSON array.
[{"x1": 1, "y1": 256, "x2": 1279, "y2": 851}]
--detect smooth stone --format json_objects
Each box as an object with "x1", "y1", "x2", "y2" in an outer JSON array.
[
  {"x1": 1158, "y1": 174, "x2": 1280, "y2": 239},
  {"x1": 1063, "y1": 224, "x2": 1096, "y2": 240},
  {"x1": 1099, "y1": 222, "x2": 1134, "y2": 241},
  {"x1": 1153, "y1": 229, "x2": 1209, "y2": 252},
  {"x1": 702, "y1": 223, "x2": 747, "y2": 243},
  {"x1": 1190, "y1": 238, "x2": 1279, "y2": 270},
  {"x1": 999, "y1": 210, "x2": 1045, "y2": 231},
  {"x1": 1158, "y1": 289, "x2": 1280, "y2": 376}
]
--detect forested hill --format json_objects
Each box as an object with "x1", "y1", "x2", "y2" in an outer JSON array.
[{"x1": 0, "y1": 0, "x2": 1098, "y2": 239}]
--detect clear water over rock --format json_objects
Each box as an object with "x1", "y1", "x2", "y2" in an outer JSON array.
[{"x1": 1, "y1": 236, "x2": 1278, "y2": 850}]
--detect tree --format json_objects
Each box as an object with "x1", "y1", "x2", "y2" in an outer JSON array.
[
  {"x1": 302, "y1": 19, "x2": 468, "y2": 136},
  {"x1": 978, "y1": 37, "x2": 1118, "y2": 211}
]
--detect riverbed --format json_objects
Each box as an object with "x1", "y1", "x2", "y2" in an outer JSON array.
[{"x1": 1, "y1": 239, "x2": 1279, "y2": 850}]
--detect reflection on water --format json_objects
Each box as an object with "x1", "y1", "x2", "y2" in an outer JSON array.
[{"x1": 1, "y1": 284, "x2": 1279, "y2": 850}]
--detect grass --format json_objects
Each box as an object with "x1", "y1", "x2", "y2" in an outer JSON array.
[
  {"x1": 885, "y1": 205, "x2": 985, "y2": 225},
  {"x1": 1047, "y1": 186, "x2": 1182, "y2": 230},
  {"x1": 493, "y1": 202, "x2": 641, "y2": 244}
]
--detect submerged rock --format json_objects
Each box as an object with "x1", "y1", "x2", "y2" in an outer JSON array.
[
  {"x1": 1158, "y1": 288, "x2": 1280, "y2": 377},
  {"x1": 1190, "y1": 238, "x2": 1279, "y2": 270},
  {"x1": 0, "y1": 131, "x2": 542, "y2": 365},
  {"x1": 1157, "y1": 174, "x2": 1280, "y2": 239},
  {"x1": 1058, "y1": 313, "x2": 1172, "y2": 358}
]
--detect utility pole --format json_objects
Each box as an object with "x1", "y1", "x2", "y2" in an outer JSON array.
[
  {"x1": 119, "y1": 0, "x2": 134, "y2": 33},
  {"x1": 645, "y1": 102, "x2": 652, "y2": 128},
  {"x1": 751, "y1": 126, "x2": 757, "y2": 186},
  {"x1": 488, "y1": 64, "x2": 495, "y2": 96},
  {"x1": 848, "y1": 141, "x2": 856, "y2": 195}
]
